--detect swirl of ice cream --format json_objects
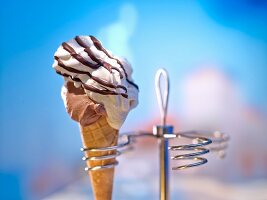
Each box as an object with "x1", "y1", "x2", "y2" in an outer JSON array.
[{"x1": 53, "y1": 35, "x2": 139, "y2": 129}]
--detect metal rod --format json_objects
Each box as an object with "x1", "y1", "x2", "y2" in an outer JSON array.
[
  {"x1": 155, "y1": 68, "x2": 169, "y2": 126},
  {"x1": 154, "y1": 126, "x2": 173, "y2": 200},
  {"x1": 155, "y1": 68, "x2": 171, "y2": 200},
  {"x1": 160, "y1": 136, "x2": 169, "y2": 200}
]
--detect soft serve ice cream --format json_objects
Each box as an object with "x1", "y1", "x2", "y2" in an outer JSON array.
[{"x1": 53, "y1": 35, "x2": 139, "y2": 129}]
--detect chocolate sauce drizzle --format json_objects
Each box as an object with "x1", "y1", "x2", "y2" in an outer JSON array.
[
  {"x1": 56, "y1": 70, "x2": 128, "y2": 98},
  {"x1": 89, "y1": 35, "x2": 139, "y2": 90},
  {"x1": 55, "y1": 56, "x2": 127, "y2": 93},
  {"x1": 62, "y1": 42, "x2": 101, "y2": 70},
  {"x1": 56, "y1": 35, "x2": 139, "y2": 99},
  {"x1": 74, "y1": 36, "x2": 123, "y2": 79}
]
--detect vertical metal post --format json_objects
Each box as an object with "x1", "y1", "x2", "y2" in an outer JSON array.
[
  {"x1": 160, "y1": 135, "x2": 169, "y2": 200},
  {"x1": 154, "y1": 125, "x2": 173, "y2": 200},
  {"x1": 155, "y1": 68, "x2": 171, "y2": 200}
]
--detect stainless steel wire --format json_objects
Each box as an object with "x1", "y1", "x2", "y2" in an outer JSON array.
[
  {"x1": 155, "y1": 68, "x2": 169, "y2": 126},
  {"x1": 176, "y1": 130, "x2": 229, "y2": 158},
  {"x1": 167, "y1": 132, "x2": 212, "y2": 170}
]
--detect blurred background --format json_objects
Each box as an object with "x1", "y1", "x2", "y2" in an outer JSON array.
[{"x1": 1, "y1": 0, "x2": 267, "y2": 199}]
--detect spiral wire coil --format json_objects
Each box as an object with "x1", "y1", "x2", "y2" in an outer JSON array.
[
  {"x1": 191, "y1": 130, "x2": 230, "y2": 158},
  {"x1": 167, "y1": 132, "x2": 212, "y2": 170},
  {"x1": 81, "y1": 134, "x2": 134, "y2": 171}
]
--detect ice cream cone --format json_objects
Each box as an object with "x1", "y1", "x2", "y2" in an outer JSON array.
[
  {"x1": 53, "y1": 35, "x2": 139, "y2": 200},
  {"x1": 80, "y1": 116, "x2": 119, "y2": 200}
]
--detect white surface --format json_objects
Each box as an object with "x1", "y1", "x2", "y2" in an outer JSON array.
[{"x1": 43, "y1": 173, "x2": 267, "y2": 200}]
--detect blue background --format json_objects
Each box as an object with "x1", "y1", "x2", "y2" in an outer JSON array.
[{"x1": 1, "y1": 0, "x2": 267, "y2": 199}]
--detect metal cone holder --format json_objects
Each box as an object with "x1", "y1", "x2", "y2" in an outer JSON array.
[{"x1": 81, "y1": 68, "x2": 229, "y2": 200}]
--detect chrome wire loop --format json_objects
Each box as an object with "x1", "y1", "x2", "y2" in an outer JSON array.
[
  {"x1": 81, "y1": 132, "x2": 156, "y2": 171},
  {"x1": 177, "y1": 130, "x2": 230, "y2": 158},
  {"x1": 167, "y1": 133, "x2": 212, "y2": 170},
  {"x1": 155, "y1": 68, "x2": 169, "y2": 126},
  {"x1": 81, "y1": 133, "x2": 135, "y2": 171}
]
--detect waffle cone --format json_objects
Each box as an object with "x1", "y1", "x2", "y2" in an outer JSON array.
[{"x1": 80, "y1": 116, "x2": 119, "y2": 200}]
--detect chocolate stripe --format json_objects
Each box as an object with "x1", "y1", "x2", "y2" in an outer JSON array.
[
  {"x1": 74, "y1": 36, "x2": 99, "y2": 63},
  {"x1": 62, "y1": 42, "x2": 101, "y2": 69},
  {"x1": 111, "y1": 67, "x2": 123, "y2": 79},
  {"x1": 55, "y1": 56, "x2": 127, "y2": 93},
  {"x1": 75, "y1": 36, "x2": 116, "y2": 74},
  {"x1": 82, "y1": 83, "x2": 128, "y2": 98},
  {"x1": 90, "y1": 35, "x2": 139, "y2": 90},
  {"x1": 56, "y1": 70, "x2": 128, "y2": 98},
  {"x1": 55, "y1": 56, "x2": 89, "y2": 75}
]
